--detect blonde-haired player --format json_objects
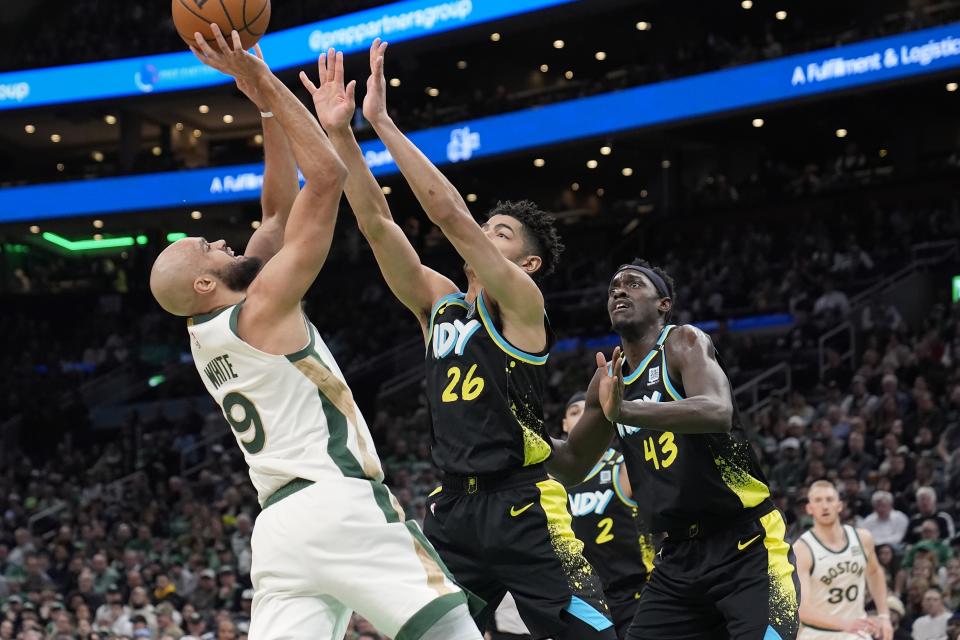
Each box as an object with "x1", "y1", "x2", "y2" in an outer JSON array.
[{"x1": 794, "y1": 480, "x2": 893, "y2": 640}]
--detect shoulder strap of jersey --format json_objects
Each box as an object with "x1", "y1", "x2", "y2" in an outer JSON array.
[
  {"x1": 612, "y1": 459, "x2": 637, "y2": 508},
  {"x1": 427, "y1": 292, "x2": 468, "y2": 343},
  {"x1": 847, "y1": 525, "x2": 866, "y2": 555},
  {"x1": 658, "y1": 325, "x2": 685, "y2": 400},
  {"x1": 623, "y1": 324, "x2": 674, "y2": 385},
  {"x1": 476, "y1": 289, "x2": 550, "y2": 365},
  {"x1": 798, "y1": 531, "x2": 818, "y2": 574}
]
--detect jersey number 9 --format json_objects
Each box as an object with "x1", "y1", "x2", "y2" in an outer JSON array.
[{"x1": 223, "y1": 392, "x2": 266, "y2": 454}]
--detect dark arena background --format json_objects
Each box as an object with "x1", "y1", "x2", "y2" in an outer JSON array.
[{"x1": 1, "y1": 1, "x2": 959, "y2": 639}]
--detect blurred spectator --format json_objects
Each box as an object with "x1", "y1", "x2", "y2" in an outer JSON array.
[
  {"x1": 912, "y1": 588, "x2": 953, "y2": 640},
  {"x1": 906, "y1": 488, "x2": 957, "y2": 544},
  {"x1": 863, "y1": 491, "x2": 911, "y2": 547},
  {"x1": 771, "y1": 438, "x2": 806, "y2": 490}
]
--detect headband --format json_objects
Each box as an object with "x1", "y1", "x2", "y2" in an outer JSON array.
[
  {"x1": 565, "y1": 391, "x2": 586, "y2": 408},
  {"x1": 614, "y1": 264, "x2": 670, "y2": 299}
]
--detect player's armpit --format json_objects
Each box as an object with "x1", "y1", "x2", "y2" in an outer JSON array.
[{"x1": 362, "y1": 219, "x2": 459, "y2": 333}]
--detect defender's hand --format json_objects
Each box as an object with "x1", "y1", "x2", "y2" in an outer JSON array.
[
  {"x1": 300, "y1": 48, "x2": 356, "y2": 132},
  {"x1": 596, "y1": 347, "x2": 625, "y2": 423},
  {"x1": 362, "y1": 38, "x2": 390, "y2": 126}
]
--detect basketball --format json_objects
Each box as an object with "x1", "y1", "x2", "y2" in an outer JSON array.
[{"x1": 172, "y1": 0, "x2": 271, "y2": 51}]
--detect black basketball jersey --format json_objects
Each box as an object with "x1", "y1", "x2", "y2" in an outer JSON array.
[
  {"x1": 616, "y1": 325, "x2": 772, "y2": 533},
  {"x1": 568, "y1": 446, "x2": 654, "y2": 593},
  {"x1": 425, "y1": 291, "x2": 554, "y2": 475}
]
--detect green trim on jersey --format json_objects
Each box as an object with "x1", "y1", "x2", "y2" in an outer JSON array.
[
  {"x1": 188, "y1": 305, "x2": 232, "y2": 326},
  {"x1": 285, "y1": 321, "x2": 318, "y2": 363},
  {"x1": 370, "y1": 481, "x2": 401, "y2": 524},
  {"x1": 798, "y1": 537, "x2": 816, "y2": 574},
  {"x1": 851, "y1": 526, "x2": 866, "y2": 555},
  {"x1": 263, "y1": 478, "x2": 313, "y2": 509},
  {"x1": 810, "y1": 527, "x2": 851, "y2": 555},
  {"x1": 394, "y1": 592, "x2": 468, "y2": 640},
  {"x1": 229, "y1": 303, "x2": 242, "y2": 337}
]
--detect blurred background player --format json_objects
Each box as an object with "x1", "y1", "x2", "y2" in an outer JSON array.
[
  {"x1": 550, "y1": 260, "x2": 799, "y2": 639},
  {"x1": 794, "y1": 480, "x2": 893, "y2": 640},
  {"x1": 151, "y1": 25, "x2": 481, "y2": 640},
  {"x1": 300, "y1": 39, "x2": 614, "y2": 640},
  {"x1": 562, "y1": 391, "x2": 655, "y2": 639}
]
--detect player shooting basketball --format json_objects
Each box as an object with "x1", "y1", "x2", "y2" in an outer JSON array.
[{"x1": 151, "y1": 25, "x2": 483, "y2": 640}]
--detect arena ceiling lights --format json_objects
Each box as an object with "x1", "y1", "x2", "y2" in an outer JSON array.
[
  {"x1": 3, "y1": 23, "x2": 960, "y2": 223},
  {"x1": 0, "y1": 0, "x2": 580, "y2": 111}
]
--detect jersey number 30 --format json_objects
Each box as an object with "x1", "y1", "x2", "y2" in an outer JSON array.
[
  {"x1": 442, "y1": 364, "x2": 485, "y2": 402},
  {"x1": 224, "y1": 392, "x2": 266, "y2": 454},
  {"x1": 827, "y1": 585, "x2": 859, "y2": 604}
]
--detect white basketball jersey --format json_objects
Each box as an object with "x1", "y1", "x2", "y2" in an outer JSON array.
[
  {"x1": 188, "y1": 304, "x2": 384, "y2": 505},
  {"x1": 799, "y1": 525, "x2": 867, "y2": 629}
]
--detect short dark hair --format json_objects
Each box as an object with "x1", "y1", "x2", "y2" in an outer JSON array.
[{"x1": 487, "y1": 200, "x2": 564, "y2": 279}]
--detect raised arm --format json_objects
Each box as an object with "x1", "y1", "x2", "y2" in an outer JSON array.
[
  {"x1": 362, "y1": 40, "x2": 544, "y2": 331},
  {"x1": 191, "y1": 27, "x2": 346, "y2": 351},
  {"x1": 547, "y1": 364, "x2": 616, "y2": 486},
  {"x1": 301, "y1": 44, "x2": 456, "y2": 335},
  {"x1": 233, "y1": 46, "x2": 300, "y2": 264},
  {"x1": 598, "y1": 328, "x2": 734, "y2": 435}
]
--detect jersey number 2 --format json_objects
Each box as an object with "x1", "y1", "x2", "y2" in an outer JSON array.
[
  {"x1": 595, "y1": 517, "x2": 615, "y2": 545},
  {"x1": 442, "y1": 364, "x2": 485, "y2": 402},
  {"x1": 223, "y1": 392, "x2": 266, "y2": 454},
  {"x1": 642, "y1": 432, "x2": 678, "y2": 470}
]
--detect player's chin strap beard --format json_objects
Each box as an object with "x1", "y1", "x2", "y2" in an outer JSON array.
[{"x1": 216, "y1": 256, "x2": 264, "y2": 292}]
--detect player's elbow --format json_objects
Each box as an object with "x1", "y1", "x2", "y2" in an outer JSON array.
[
  {"x1": 545, "y1": 448, "x2": 587, "y2": 487},
  {"x1": 355, "y1": 213, "x2": 393, "y2": 242},
  {"x1": 707, "y1": 398, "x2": 734, "y2": 433},
  {"x1": 303, "y1": 158, "x2": 348, "y2": 190},
  {"x1": 423, "y1": 194, "x2": 469, "y2": 226}
]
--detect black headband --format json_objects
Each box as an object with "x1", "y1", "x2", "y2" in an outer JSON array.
[
  {"x1": 565, "y1": 391, "x2": 586, "y2": 409},
  {"x1": 614, "y1": 264, "x2": 670, "y2": 299}
]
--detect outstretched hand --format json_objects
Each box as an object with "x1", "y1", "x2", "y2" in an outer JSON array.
[
  {"x1": 190, "y1": 24, "x2": 269, "y2": 85},
  {"x1": 299, "y1": 48, "x2": 356, "y2": 132},
  {"x1": 362, "y1": 38, "x2": 390, "y2": 127},
  {"x1": 596, "y1": 347, "x2": 625, "y2": 422},
  {"x1": 235, "y1": 44, "x2": 268, "y2": 112}
]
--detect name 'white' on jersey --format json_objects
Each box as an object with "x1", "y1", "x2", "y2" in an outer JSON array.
[
  {"x1": 799, "y1": 525, "x2": 867, "y2": 626},
  {"x1": 188, "y1": 304, "x2": 384, "y2": 506}
]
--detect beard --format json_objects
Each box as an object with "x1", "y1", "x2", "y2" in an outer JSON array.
[{"x1": 215, "y1": 256, "x2": 263, "y2": 292}]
